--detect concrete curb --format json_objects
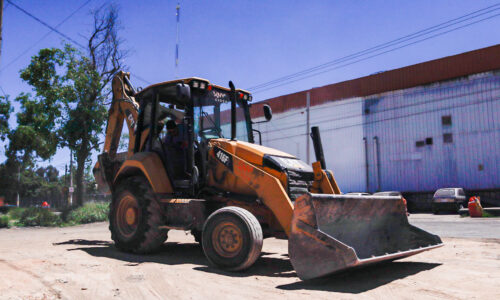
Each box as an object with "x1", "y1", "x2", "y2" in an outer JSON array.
[{"x1": 459, "y1": 207, "x2": 500, "y2": 217}]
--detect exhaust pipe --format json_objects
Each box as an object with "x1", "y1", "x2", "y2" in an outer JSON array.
[
  {"x1": 229, "y1": 81, "x2": 236, "y2": 141},
  {"x1": 310, "y1": 126, "x2": 326, "y2": 169}
]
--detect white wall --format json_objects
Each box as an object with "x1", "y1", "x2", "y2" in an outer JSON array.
[{"x1": 254, "y1": 97, "x2": 366, "y2": 193}]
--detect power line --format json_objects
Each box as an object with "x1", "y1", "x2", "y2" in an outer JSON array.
[
  {"x1": 249, "y1": 3, "x2": 500, "y2": 91},
  {"x1": 248, "y1": 3, "x2": 500, "y2": 94},
  {"x1": 252, "y1": 11, "x2": 500, "y2": 95},
  {"x1": 5, "y1": 0, "x2": 86, "y2": 49},
  {"x1": 0, "y1": 0, "x2": 92, "y2": 73},
  {"x1": 3, "y1": 1, "x2": 153, "y2": 86},
  {"x1": 131, "y1": 73, "x2": 152, "y2": 86}
]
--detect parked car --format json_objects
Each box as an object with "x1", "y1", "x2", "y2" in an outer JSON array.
[
  {"x1": 373, "y1": 191, "x2": 409, "y2": 216},
  {"x1": 373, "y1": 191, "x2": 402, "y2": 197},
  {"x1": 432, "y1": 188, "x2": 466, "y2": 214}
]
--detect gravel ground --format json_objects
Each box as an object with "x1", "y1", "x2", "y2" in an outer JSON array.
[
  {"x1": 0, "y1": 215, "x2": 499, "y2": 300},
  {"x1": 409, "y1": 213, "x2": 500, "y2": 239}
]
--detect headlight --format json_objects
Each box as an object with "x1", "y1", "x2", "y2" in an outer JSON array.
[{"x1": 192, "y1": 81, "x2": 199, "y2": 88}]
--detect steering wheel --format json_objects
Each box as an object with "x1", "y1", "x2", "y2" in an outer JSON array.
[{"x1": 199, "y1": 127, "x2": 222, "y2": 139}]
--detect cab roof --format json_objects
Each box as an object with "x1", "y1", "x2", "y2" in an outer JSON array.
[{"x1": 134, "y1": 77, "x2": 251, "y2": 106}]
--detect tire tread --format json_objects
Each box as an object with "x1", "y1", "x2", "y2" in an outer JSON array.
[
  {"x1": 202, "y1": 206, "x2": 263, "y2": 271},
  {"x1": 109, "y1": 176, "x2": 168, "y2": 254}
]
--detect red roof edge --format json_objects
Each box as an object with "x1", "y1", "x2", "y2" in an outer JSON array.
[{"x1": 250, "y1": 44, "x2": 500, "y2": 118}]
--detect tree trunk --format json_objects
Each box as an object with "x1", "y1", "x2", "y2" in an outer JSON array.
[{"x1": 74, "y1": 150, "x2": 87, "y2": 207}]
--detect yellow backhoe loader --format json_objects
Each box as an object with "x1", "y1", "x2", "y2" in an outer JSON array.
[{"x1": 94, "y1": 71, "x2": 442, "y2": 280}]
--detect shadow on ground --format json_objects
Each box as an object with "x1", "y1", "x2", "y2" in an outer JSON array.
[
  {"x1": 56, "y1": 239, "x2": 295, "y2": 278},
  {"x1": 276, "y1": 261, "x2": 441, "y2": 293},
  {"x1": 55, "y1": 239, "x2": 441, "y2": 292},
  {"x1": 53, "y1": 239, "x2": 113, "y2": 246}
]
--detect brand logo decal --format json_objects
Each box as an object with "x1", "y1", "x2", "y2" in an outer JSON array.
[
  {"x1": 214, "y1": 147, "x2": 233, "y2": 171},
  {"x1": 210, "y1": 90, "x2": 229, "y2": 103}
]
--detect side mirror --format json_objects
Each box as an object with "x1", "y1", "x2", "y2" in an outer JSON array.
[
  {"x1": 263, "y1": 104, "x2": 272, "y2": 121},
  {"x1": 176, "y1": 83, "x2": 191, "y2": 102}
]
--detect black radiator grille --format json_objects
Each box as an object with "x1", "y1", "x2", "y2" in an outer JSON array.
[{"x1": 286, "y1": 170, "x2": 314, "y2": 201}]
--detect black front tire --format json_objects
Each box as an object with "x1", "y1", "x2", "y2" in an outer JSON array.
[
  {"x1": 110, "y1": 176, "x2": 168, "y2": 253},
  {"x1": 202, "y1": 206, "x2": 263, "y2": 271}
]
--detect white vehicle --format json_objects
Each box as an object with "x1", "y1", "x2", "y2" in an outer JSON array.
[{"x1": 432, "y1": 188, "x2": 466, "y2": 214}]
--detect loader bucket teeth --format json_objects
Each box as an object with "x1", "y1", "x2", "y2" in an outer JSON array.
[{"x1": 289, "y1": 193, "x2": 443, "y2": 280}]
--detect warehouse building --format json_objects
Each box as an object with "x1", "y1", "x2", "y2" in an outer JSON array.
[{"x1": 251, "y1": 44, "x2": 500, "y2": 206}]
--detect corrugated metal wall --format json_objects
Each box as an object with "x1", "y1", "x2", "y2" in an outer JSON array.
[
  {"x1": 256, "y1": 70, "x2": 500, "y2": 193},
  {"x1": 363, "y1": 71, "x2": 500, "y2": 192}
]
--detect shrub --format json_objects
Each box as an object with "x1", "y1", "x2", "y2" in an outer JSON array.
[
  {"x1": 8, "y1": 207, "x2": 25, "y2": 220},
  {"x1": 67, "y1": 202, "x2": 109, "y2": 224},
  {"x1": 0, "y1": 214, "x2": 9, "y2": 228},
  {"x1": 18, "y1": 208, "x2": 61, "y2": 227}
]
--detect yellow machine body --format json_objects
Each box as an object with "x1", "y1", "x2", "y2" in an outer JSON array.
[{"x1": 95, "y1": 72, "x2": 443, "y2": 280}]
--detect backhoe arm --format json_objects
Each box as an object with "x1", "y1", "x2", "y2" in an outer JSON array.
[
  {"x1": 103, "y1": 71, "x2": 139, "y2": 159},
  {"x1": 94, "y1": 72, "x2": 139, "y2": 192}
]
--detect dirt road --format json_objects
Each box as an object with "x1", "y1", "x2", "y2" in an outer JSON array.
[{"x1": 0, "y1": 221, "x2": 499, "y2": 300}]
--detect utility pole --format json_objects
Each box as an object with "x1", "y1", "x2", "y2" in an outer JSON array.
[
  {"x1": 16, "y1": 165, "x2": 20, "y2": 207},
  {"x1": 306, "y1": 91, "x2": 310, "y2": 164},
  {"x1": 175, "y1": 2, "x2": 180, "y2": 78},
  {"x1": 0, "y1": 0, "x2": 3, "y2": 66},
  {"x1": 69, "y1": 150, "x2": 73, "y2": 206}
]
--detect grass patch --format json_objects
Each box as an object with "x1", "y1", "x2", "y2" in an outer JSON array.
[
  {"x1": 17, "y1": 208, "x2": 62, "y2": 227},
  {"x1": 4, "y1": 202, "x2": 109, "y2": 227},
  {"x1": 66, "y1": 202, "x2": 109, "y2": 224},
  {"x1": 0, "y1": 214, "x2": 9, "y2": 228},
  {"x1": 482, "y1": 211, "x2": 497, "y2": 218}
]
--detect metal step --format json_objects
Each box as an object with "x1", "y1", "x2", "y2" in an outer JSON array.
[{"x1": 173, "y1": 180, "x2": 191, "y2": 189}]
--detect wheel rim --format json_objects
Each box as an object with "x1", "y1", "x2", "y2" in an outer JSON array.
[
  {"x1": 116, "y1": 193, "x2": 140, "y2": 239},
  {"x1": 212, "y1": 221, "x2": 243, "y2": 258}
]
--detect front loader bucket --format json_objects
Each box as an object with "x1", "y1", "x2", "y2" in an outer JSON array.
[{"x1": 289, "y1": 193, "x2": 443, "y2": 280}]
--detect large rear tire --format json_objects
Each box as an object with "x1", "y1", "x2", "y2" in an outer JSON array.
[
  {"x1": 110, "y1": 176, "x2": 168, "y2": 253},
  {"x1": 202, "y1": 206, "x2": 263, "y2": 271}
]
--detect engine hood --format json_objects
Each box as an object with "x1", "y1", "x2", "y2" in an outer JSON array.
[{"x1": 210, "y1": 139, "x2": 295, "y2": 166}]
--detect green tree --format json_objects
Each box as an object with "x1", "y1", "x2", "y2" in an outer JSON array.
[
  {"x1": 13, "y1": 5, "x2": 125, "y2": 206},
  {"x1": 6, "y1": 92, "x2": 59, "y2": 166},
  {"x1": 0, "y1": 95, "x2": 12, "y2": 141}
]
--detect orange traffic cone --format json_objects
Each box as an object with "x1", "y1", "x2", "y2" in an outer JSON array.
[{"x1": 468, "y1": 196, "x2": 483, "y2": 218}]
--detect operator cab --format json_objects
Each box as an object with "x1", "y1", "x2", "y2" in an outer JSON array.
[{"x1": 133, "y1": 78, "x2": 255, "y2": 195}]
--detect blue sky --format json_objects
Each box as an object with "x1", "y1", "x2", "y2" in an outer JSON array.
[{"x1": 1, "y1": 0, "x2": 500, "y2": 173}]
